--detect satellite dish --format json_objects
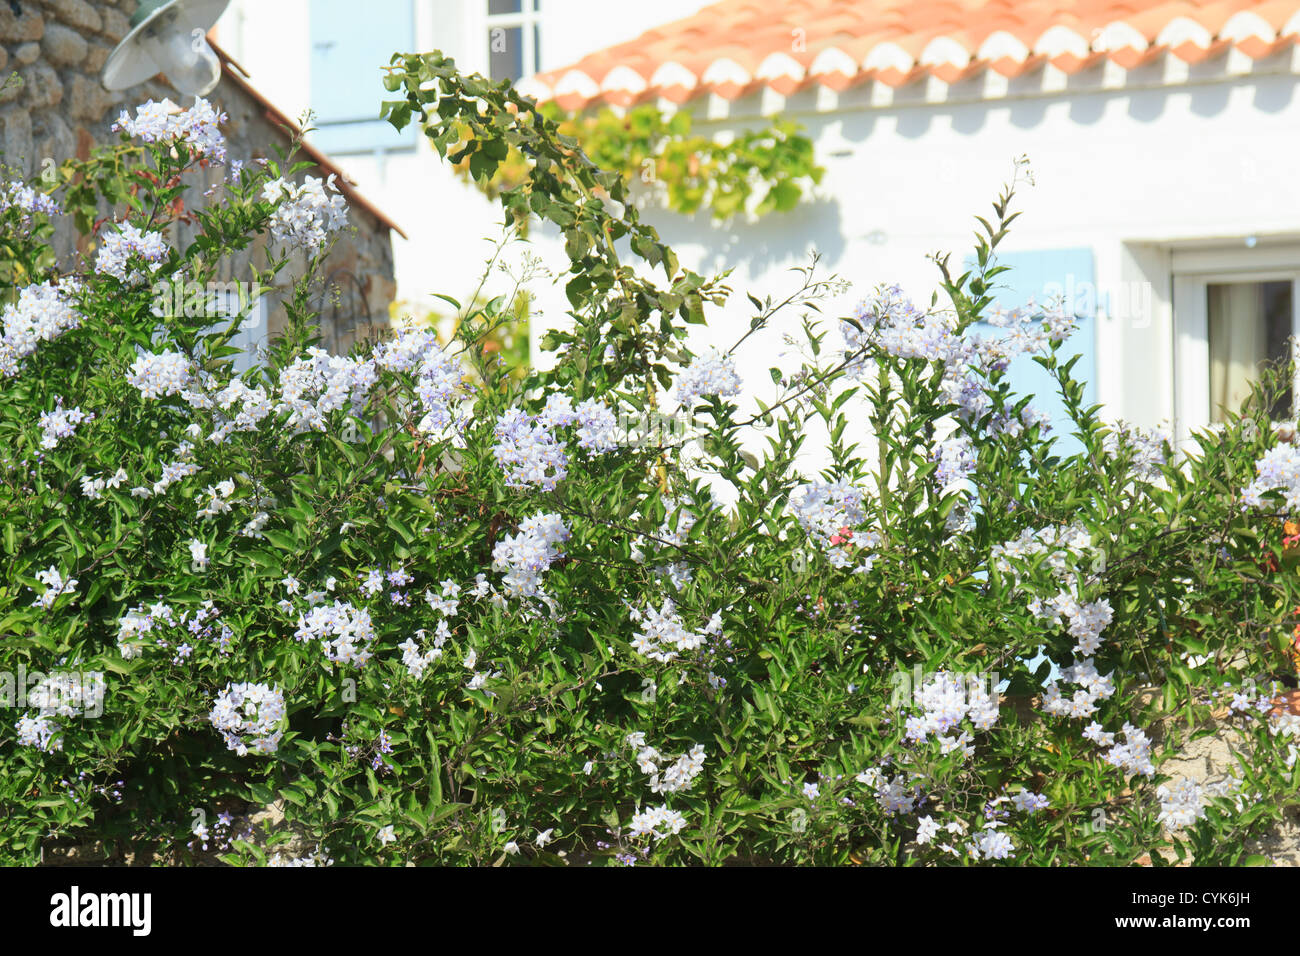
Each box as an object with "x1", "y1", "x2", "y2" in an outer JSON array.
[{"x1": 102, "y1": 0, "x2": 231, "y2": 98}]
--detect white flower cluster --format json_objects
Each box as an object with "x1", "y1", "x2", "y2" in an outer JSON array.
[
  {"x1": 113, "y1": 97, "x2": 228, "y2": 163},
  {"x1": 626, "y1": 733, "x2": 706, "y2": 795},
  {"x1": 992, "y1": 523, "x2": 1092, "y2": 582},
  {"x1": 424, "y1": 578, "x2": 461, "y2": 617},
  {"x1": 1155, "y1": 778, "x2": 1206, "y2": 832},
  {"x1": 649, "y1": 745, "x2": 706, "y2": 795},
  {"x1": 1245, "y1": 709, "x2": 1289, "y2": 771},
  {"x1": 1242, "y1": 445, "x2": 1300, "y2": 510},
  {"x1": 903, "y1": 671, "x2": 999, "y2": 743},
  {"x1": 968, "y1": 827, "x2": 1015, "y2": 860},
  {"x1": 1041, "y1": 658, "x2": 1116, "y2": 719},
  {"x1": 1269, "y1": 710, "x2": 1300, "y2": 745},
  {"x1": 0, "y1": 281, "x2": 82, "y2": 378},
  {"x1": 461, "y1": 645, "x2": 501, "y2": 694},
  {"x1": 81, "y1": 468, "x2": 128, "y2": 500},
  {"x1": 627, "y1": 599, "x2": 721, "y2": 663},
  {"x1": 31, "y1": 565, "x2": 77, "y2": 610},
  {"x1": 492, "y1": 396, "x2": 619, "y2": 491},
  {"x1": 127, "y1": 350, "x2": 192, "y2": 399},
  {"x1": 116, "y1": 606, "x2": 156, "y2": 659},
  {"x1": 843, "y1": 285, "x2": 1074, "y2": 441},
  {"x1": 1088, "y1": 721, "x2": 1155, "y2": 777},
  {"x1": 1030, "y1": 592, "x2": 1114, "y2": 656},
  {"x1": 1103, "y1": 423, "x2": 1169, "y2": 483},
  {"x1": 372, "y1": 326, "x2": 440, "y2": 374},
  {"x1": 262, "y1": 175, "x2": 349, "y2": 256},
  {"x1": 26, "y1": 671, "x2": 105, "y2": 718},
  {"x1": 574, "y1": 399, "x2": 620, "y2": 451},
  {"x1": 627, "y1": 805, "x2": 688, "y2": 840},
  {"x1": 241, "y1": 510, "x2": 270, "y2": 539},
  {"x1": 856, "y1": 767, "x2": 923, "y2": 816},
  {"x1": 1010, "y1": 790, "x2": 1050, "y2": 813},
  {"x1": 38, "y1": 400, "x2": 92, "y2": 450},
  {"x1": 196, "y1": 479, "x2": 236, "y2": 518},
  {"x1": 987, "y1": 402, "x2": 1053, "y2": 439},
  {"x1": 207, "y1": 379, "x2": 273, "y2": 443},
  {"x1": 16, "y1": 714, "x2": 61, "y2": 752},
  {"x1": 293, "y1": 600, "x2": 377, "y2": 667},
  {"x1": 373, "y1": 327, "x2": 465, "y2": 435},
  {"x1": 1, "y1": 178, "x2": 60, "y2": 231},
  {"x1": 398, "y1": 627, "x2": 446, "y2": 680},
  {"x1": 994, "y1": 524, "x2": 1113, "y2": 653},
  {"x1": 673, "y1": 348, "x2": 742, "y2": 408},
  {"x1": 94, "y1": 223, "x2": 169, "y2": 285},
  {"x1": 130, "y1": 438, "x2": 199, "y2": 497},
  {"x1": 843, "y1": 286, "x2": 954, "y2": 370},
  {"x1": 788, "y1": 479, "x2": 868, "y2": 547},
  {"x1": 275, "y1": 348, "x2": 376, "y2": 432},
  {"x1": 267, "y1": 846, "x2": 334, "y2": 866},
  {"x1": 492, "y1": 407, "x2": 568, "y2": 490},
  {"x1": 491, "y1": 513, "x2": 570, "y2": 599},
  {"x1": 932, "y1": 435, "x2": 976, "y2": 492},
  {"x1": 209, "y1": 681, "x2": 286, "y2": 756}
]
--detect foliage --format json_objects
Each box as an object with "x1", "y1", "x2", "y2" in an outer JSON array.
[
  {"x1": 1, "y1": 54, "x2": 1299, "y2": 867},
  {"x1": 441, "y1": 98, "x2": 823, "y2": 223},
  {"x1": 389, "y1": 285, "x2": 534, "y2": 386}
]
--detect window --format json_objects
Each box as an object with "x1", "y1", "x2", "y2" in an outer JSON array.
[
  {"x1": 1207, "y1": 280, "x2": 1293, "y2": 422},
  {"x1": 1172, "y1": 246, "x2": 1300, "y2": 446},
  {"x1": 309, "y1": 0, "x2": 417, "y2": 155},
  {"x1": 486, "y1": 0, "x2": 541, "y2": 83}
]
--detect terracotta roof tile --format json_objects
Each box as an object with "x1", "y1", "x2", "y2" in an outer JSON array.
[{"x1": 524, "y1": 0, "x2": 1300, "y2": 107}]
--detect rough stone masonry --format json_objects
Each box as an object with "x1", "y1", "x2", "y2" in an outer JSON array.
[{"x1": 0, "y1": 0, "x2": 399, "y2": 352}]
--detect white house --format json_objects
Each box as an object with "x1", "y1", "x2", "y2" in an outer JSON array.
[
  {"x1": 214, "y1": 0, "x2": 1300, "y2": 452},
  {"x1": 211, "y1": 0, "x2": 713, "y2": 332}
]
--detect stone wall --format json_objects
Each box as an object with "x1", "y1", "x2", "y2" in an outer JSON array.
[{"x1": 0, "y1": 0, "x2": 398, "y2": 353}]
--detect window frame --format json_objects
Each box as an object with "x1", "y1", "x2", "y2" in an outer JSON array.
[
  {"x1": 484, "y1": 0, "x2": 542, "y2": 83},
  {"x1": 1172, "y1": 253, "x2": 1300, "y2": 447}
]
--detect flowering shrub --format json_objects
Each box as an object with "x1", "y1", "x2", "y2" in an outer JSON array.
[{"x1": 3, "y1": 58, "x2": 1300, "y2": 867}]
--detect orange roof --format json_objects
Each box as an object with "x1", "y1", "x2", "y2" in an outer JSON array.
[{"x1": 524, "y1": 0, "x2": 1300, "y2": 109}]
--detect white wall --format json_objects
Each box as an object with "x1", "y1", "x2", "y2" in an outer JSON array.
[
  {"x1": 213, "y1": 3, "x2": 1300, "y2": 449},
  {"x1": 215, "y1": 0, "x2": 713, "y2": 323},
  {"x1": 515, "y1": 69, "x2": 1300, "y2": 447},
  {"x1": 213, "y1": 0, "x2": 312, "y2": 120}
]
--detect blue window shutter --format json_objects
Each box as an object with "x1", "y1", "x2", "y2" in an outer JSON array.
[
  {"x1": 965, "y1": 248, "x2": 1097, "y2": 454},
  {"x1": 309, "y1": 0, "x2": 416, "y2": 155}
]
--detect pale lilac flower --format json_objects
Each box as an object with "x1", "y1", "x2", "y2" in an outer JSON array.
[
  {"x1": 113, "y1": 97, "x2": 228, "y2": 163},
  {"x1": 209, "y1": 682, "x2": 285, "y2": 755},
  {"x1": 38, "y1": 399, "x2": 91, "y2": 450},
  {"x1": 261, "y1": 175, "x2": 348, "y2": 256},
  {"x1": 674, "y1": 348, "x2": 742, "y2": 407},
  {"x1": 0, "y1": 281, "x2": 82, "y2": 378},
  {"x1": 95, "y1": 222, "x2": 169, "y2": 284}
]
